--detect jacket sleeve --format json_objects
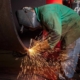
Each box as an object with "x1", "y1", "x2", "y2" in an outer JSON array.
[{"x1": 42, "y1": 12, "x2": 62, "y2": 48}]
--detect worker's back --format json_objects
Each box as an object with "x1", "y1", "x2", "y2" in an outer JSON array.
[
  {"x1": 35, "y1": 3, "x2": 80, "y2": 46},
  {"x1": 35, "y1": 4, "x2": 78, "y2": 23}
]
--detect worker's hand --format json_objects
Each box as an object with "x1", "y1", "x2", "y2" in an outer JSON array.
[{"x1": 27, "y1": 40, "x2": 50, "y2": 57}]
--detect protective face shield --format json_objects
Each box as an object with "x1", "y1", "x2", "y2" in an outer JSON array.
[{"x1": 16, "y1": 7, "x2": 41, "y2": 30}]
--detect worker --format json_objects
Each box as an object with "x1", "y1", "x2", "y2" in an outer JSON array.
[{"x1": 16, "y1": 3, "x2": 80, "y2": 79}]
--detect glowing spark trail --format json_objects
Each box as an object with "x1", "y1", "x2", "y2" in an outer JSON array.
[{"x1": 17, "y1": 31, "x2": 77, "y2": 80}]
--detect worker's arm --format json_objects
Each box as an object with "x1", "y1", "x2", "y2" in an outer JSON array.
[
  {"x1": 27, "y1": 12, "x2": 62, "y2": 56},
  {"x1": 42, "y1": 12, "x2": 62, "y2": 49}
]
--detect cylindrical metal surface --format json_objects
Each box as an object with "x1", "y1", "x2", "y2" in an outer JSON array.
[
  {"x1": 0, "y1": 0, "x2": 27, "y2": 54},
  {"x1": 0, "y1": 0, "x2": 45, "y2": 54}
]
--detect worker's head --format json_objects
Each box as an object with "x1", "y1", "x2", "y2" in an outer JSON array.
[{"x1": 16, "y1": 7, "x2": 41, "y2": 30}]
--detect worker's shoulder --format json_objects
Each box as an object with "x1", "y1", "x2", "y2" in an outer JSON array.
[
  {"x1": 35, "y1": 4, "x2": 76, "y2": 15},
  {"x1": 37, "y1": 4, "x2": 71, "y2": 11},
  {"x1": 38, "y1": 4, "x2": 61, "y2": 8},
  {"x1": 36, "y1": 4, "x2": 60, "y2": 12}
]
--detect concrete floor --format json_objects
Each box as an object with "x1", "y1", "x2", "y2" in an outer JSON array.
[{"x1": 0, "y1": 51, "x2": 80, "y2": 80}]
